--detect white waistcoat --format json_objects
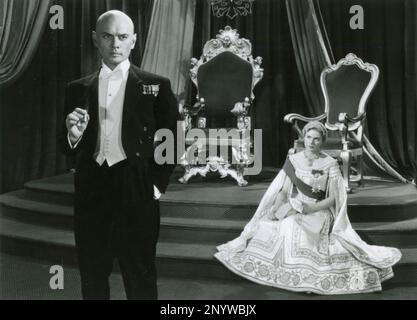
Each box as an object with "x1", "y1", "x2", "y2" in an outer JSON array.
[{"x1": 94, "y1": 60, "x2": 130, "y2": 167}]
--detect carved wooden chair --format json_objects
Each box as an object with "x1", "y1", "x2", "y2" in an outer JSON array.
[
  {"x1": 284, "y1": 53, "x2": 379, "y2": 192},
  {"x1": 179, "y1": 26, "x2": 263, "y2": 186}
]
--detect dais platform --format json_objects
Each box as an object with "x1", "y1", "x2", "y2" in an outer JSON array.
[{"x1": 1, "y1": 169, "x2": 417, "y2": 298}]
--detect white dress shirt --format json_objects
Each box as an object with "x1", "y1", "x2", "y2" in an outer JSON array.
[{"x1": 94, "y1": 59, "x2": 130, "y2": 166}]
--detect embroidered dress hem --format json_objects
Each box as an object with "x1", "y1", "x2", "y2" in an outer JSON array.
[{"x1": 214, "y1": 251, "x2": 395, "y2": 295}]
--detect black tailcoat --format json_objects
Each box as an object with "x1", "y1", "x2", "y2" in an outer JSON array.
[
  {"x1": 59, "y1": 64, "x2": 179, "y2": 299},
  {"x1": 60, "y1": 64, "x2": 179, "y2": 195}
]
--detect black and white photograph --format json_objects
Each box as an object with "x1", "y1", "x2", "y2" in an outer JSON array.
[{"x1": 0, "y1": 0, "x2": 416, "y2": 304}]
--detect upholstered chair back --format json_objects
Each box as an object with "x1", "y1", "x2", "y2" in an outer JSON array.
[
  {"x1": 323, "y1": 64, "x2": 372, "y2": 125},
  {"x1": 197, "y1": 51, "x2": 253, "y2": 119}
]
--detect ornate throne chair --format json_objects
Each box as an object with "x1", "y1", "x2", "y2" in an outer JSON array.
[
  {"x1": 284, "y1": 53, "x2": 379, "y2": 192},
  {"x1": 179, "y1": 26, "x2": 263, "y2": 186}
]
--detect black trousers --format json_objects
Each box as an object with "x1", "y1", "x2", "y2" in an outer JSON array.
[{"x1": 73, "y1": 158, "x2": 160, "y2": 300}]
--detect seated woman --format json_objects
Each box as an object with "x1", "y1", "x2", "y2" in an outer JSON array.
[{"x1": 215, "y1": 121, "x2": 401, "y2": 295}]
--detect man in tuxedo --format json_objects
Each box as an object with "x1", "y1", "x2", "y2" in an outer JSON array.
[{"x1": 60, "y1": 10, "x2": 179, "y2": 299}]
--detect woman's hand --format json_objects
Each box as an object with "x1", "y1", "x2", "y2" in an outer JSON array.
[
  {"x1": 301, "y1": 202, "x2": 315, "y2": 214},
  {"x1": 301, "y1": 194, "x2": 336, "y2": 214}
]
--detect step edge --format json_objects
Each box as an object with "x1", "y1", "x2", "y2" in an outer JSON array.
[
  {"x1": 2, "y1": 201, "x2": 417, "y2": 233},
  {"x1": 20, "y1": 185, "x2": 417, "y2": 208},
  {"x1": 0, "y1": 233, "x2": 216, "y2": 262},
  {"x1": 2, "y1": 227, "x2": 417, "y2": 265}
]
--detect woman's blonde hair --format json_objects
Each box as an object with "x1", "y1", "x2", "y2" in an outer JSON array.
[{"x1": 302, "y1": 121, "x2": 328, "y2": 142}]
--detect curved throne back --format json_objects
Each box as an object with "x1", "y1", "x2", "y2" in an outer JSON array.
[
  {"x1": 284, "y1": 53, "x2": 379, "y2": 192},
  {"x1": 197, "y1": 51, "x2": 253, "y2": 120},
  {"x1": 179, "y1": 26, "x2": 264, "y2": 186},
  {"x1": 323, "y1": 64, "x2": 373, "y2": 126}
]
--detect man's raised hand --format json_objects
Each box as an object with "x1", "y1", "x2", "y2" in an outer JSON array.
[{"x1": 66, "y1": 108, "x2": 89, "y2": 144}]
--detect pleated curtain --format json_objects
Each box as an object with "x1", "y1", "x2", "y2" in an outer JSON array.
[
  {"x1": 141, "y1": 0, "x2": 196, "y2": 105},
  {"x1": 0, "y1": 0, "x2": 51, "y2": 87}
]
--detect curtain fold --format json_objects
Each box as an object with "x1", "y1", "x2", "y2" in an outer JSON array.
[
  {"x1": 187, "y1": 0, "x2": 212, "y2": 106},
  {"x1": 1, "y1": 0, "x2": 415, "y2": 192},
  {"x1": 318, "y1": 0, "x2": 416, "y2": 183},
  {"x1": 141, "y1": 0, "x2": 196, "y2": 104},
  {"x1": 285, "y1": 0, "x2": 332, "y2": 115},
  {"x1": 404, "y1": 0, "x2": 417, "y2": 180},
  {"x1": 0, "y1": 0, "x2": 51, "y2": 87}
]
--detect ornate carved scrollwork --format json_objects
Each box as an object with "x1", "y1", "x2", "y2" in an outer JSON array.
[
  {"x1": 179, "y1": 155, "x2": 248, "y2": 187},
  {"x1": 189, "y1": 26, "x2": 263, "y2": 101},
  {"x1": 180, "y1": 26, "x2": 263, "y2": 187},
  {"x1": 211, "y1": 0, "x2": 255, "y2": 20}
]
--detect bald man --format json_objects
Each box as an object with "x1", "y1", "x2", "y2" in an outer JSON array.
[{"x1": 60, "y1": 10, "x2": 179, "y2": 299}]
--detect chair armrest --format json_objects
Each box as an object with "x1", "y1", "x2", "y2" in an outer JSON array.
[
  {"x1": 180, "y1": 98, "x2": 206, "y2": 131},
  {"x1": 338, "y1": 112, "x2": 366, "y2": 148},
  {"x1": 283, "y1": 113, "x2": 326, "y2": 138},
  {"x1": 182, "y1": 98, "x2": 205, "y2": 117},
  {"x1": 284, "y1": 113, "x2": 326, "y2": 124},
  {"x1": 231, "y1": 97, "x2": 251, "y2": 117},
  {"x1": 338, "y1": 112, "x2": 366, "y2": 124}
]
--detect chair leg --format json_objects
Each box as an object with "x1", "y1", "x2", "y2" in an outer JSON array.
[
  {"x1": 178, "y1": 165, "x2": 209, "y2": 184},
  {"x1": 228, "y1": 165, "x2": 248, "y2": 187},
  {"x1": 340, "y1": 149, "x2": 352, "y2": 193},
  {"x1": 358, "y1": 154, "x2": 364, "y2": 187},
  {"x1": 178, "y1": 166, "x2": 193, "y2": 184}
]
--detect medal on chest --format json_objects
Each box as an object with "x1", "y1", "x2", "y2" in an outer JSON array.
[{"x1": 311, "y1": 169, "x2": 324, "y2": 193}]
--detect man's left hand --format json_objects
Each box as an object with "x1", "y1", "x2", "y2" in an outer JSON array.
[{"x1": 153, "y1": 185, "x2": 161, "y2": 200}]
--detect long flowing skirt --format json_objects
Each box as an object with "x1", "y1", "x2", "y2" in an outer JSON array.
[{"x1": 215, "y1": 210, "x2": 394, "y2": 295}]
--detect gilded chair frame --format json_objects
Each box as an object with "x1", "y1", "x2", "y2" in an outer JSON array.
[
  {"x1": 284, "y1": 53, "x2": 379, "y2": 192},
  {"x1": 179, "y1": 26, "x2": 264, "y2": 186}
]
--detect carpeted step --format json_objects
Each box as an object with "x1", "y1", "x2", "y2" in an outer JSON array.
[
  {"x1": 1, "y1": 216, "x2": 417, "y2": 286},
  {"x1": 161, "y1": 216, "x2": 417, "y2": 248},
  {"x1": 23, "y1": 177, "x2": 260, "y2": 220},
  {"x1": 2, "y1": 191, "x2": 417, "y2": 247},
  {"x1": 0, "y1": 191, "x2": 246, "y2": 244},
  {"x1": 23, "y1": 173, "x2": 417, "y2": 223},
  {"x1": 4, "y1": 173, "x2": 416, "y2": 297},
  {"x1": 0, "y1": 216, "x2": 239, "y2": 282}
]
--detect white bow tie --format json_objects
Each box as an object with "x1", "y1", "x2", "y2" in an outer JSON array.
[{"x1": 100, "y1": 68, "x2": 123, "y2": 80}]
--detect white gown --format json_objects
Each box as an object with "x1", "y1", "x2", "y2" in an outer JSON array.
[{"x1": 214, "y1": 152, "x2": 402, "y2": 295}]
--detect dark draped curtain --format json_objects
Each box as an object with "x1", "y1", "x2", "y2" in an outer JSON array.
[
  {"x1": 191, "y1": 0, "x2": 307, "y2": 168},
  {"x1": 2, "y1": 0, "x2": 415, "y2": 192},
  {"x1": 141, "y1": 0, "x2": 196, "y2": 104},
  {"x1": 0, "y1": 0, "x2": 51, "y2": 87},
  {"x1": 318, "y1": 0, "x2": 417, "y2": 181},
  {"x1": 190, "y1": 0, "x2": 416, "y2": 182},
  {"x1": 285, "y1": 0, "x2": 333, "y2": 116},
  {"x1": 0, "y1": 0, "x2": 154, "y2": 193},
  {"x1": 286, "y1": 0, "x2": 414, "y2": 183}
]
